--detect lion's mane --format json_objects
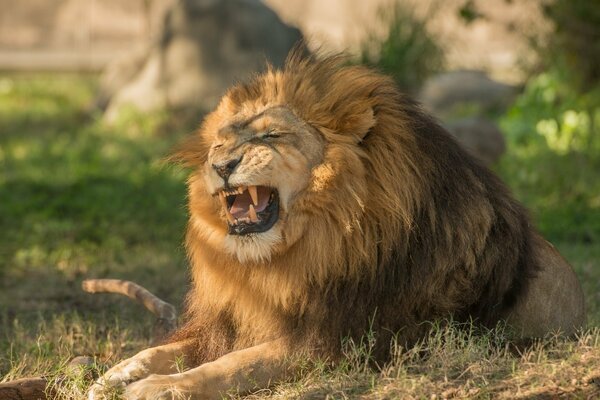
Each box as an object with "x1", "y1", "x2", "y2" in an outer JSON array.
[{"x1": 173, "y1": 53, "x2": 537, "y2": 363}]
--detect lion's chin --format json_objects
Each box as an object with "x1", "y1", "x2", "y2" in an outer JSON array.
[{"x1": 223, "y1": 225, "x2": 283, "y2": 264}]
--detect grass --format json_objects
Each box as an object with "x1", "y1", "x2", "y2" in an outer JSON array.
[
  {"x1": 0, "y1": 73, "x2": 599, "y2": 398},
  {"x1": 242, "y1": 325, "x2": 600, "y2": 399},
  {"x1": 0, "y1": 73, "x2": 190, "y2": 388}
]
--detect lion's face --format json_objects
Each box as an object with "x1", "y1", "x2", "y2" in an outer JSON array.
[{"x1": 199, "y1": 105, "x2": 324, "y2": 262}]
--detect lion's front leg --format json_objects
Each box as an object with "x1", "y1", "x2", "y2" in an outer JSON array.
[
  {"x1": 123, "y1": 338, "x2": 291, "y2": 400},
  {"x1": 88, "y1": 339, "x2": 195, "y2": 399}
]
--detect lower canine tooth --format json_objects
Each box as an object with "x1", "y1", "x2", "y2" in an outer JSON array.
[
  {"x1": 249, "y1": 204, "x2": 258, "y2": 222},
  {"x1": 219, "y1": 192, "x2": 234, "y2": 224}
]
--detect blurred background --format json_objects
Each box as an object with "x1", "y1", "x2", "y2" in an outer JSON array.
[{"x1": 0, "y1": 0, "x2": 599, "y2": 391}]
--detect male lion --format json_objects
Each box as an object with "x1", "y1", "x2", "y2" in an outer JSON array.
[{"x1": 89, "y1": 53, "x2": 585, "y2": 399}]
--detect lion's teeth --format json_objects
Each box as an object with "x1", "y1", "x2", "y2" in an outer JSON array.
[
  {"x1": 248, "y1": 186, "x2": 258, "y2": 206},
  {"x1": 249, "y1": 204, "x2": 258, "y2": 222},
  {"x1": 220, "y1": 192, "x2": 234, "y2": 224}
]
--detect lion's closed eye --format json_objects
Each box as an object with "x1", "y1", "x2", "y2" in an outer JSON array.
[{"x1": 260, "y1": 131, "x2": 280, "y2": 139}]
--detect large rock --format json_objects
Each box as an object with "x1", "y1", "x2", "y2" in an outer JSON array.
[
  {"x1": 99, "y1": 0, "x2": 302, "y2": 121},
  {"x1": 446, "y1": 117, "x2": 506, "y2": 165},
  {"x1": 419, "y1": 70, "x2": 517, "y2": 118}
]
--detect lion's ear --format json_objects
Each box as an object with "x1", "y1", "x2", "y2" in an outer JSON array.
[{"x1": 340, "y1": 106, "x2": 375, "y2": 144}]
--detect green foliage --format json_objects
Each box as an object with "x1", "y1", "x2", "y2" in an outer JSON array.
[
  {"x1": 359, "y1": 2, "x2": 444, "y2": 93},
  {"x1": 496, "y1": 69, "x2": 600, "y2": 245},
  {"x1": 542, "y1": 0, "x2": 600, "y2": 90},
  {"x1": 501, "y1": 70, "x2": 600, "y2": 153}
]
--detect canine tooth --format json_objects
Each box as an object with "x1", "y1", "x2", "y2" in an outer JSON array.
[
  {"x1": 219, "y1": 192, "x2": 227, "y2": 208},
  {"x1": 226, "y1": 211, "x2": 235, "y2": 224},
  {"x1": 248, "y1": 186, "x2": 258, "y2": 206},
  {"x1": 249, "y1": 204, "x2": 258, "y2": 222},
  {"x1": 220, "y1": 193, "x2": 235, "y2": 224}
]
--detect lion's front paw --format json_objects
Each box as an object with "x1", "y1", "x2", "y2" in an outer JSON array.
[
  {"x1": 88, "y1": 358, "x2": 150, "y2": 399},
  {"x1": 124, "y1": 374, "x2": 190, "y2": 400},
  {"x1": 88, "y1": 380, "x2": 125, "y2": 400}
]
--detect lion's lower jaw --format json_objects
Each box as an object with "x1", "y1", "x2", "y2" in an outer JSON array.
[{"x1": 223, "y1": 226, "x2": 283, "y2": 264}]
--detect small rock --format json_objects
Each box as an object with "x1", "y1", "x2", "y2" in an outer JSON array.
[
  {"x1": 445, "y1": 117, "x2": 506, "y2": 165},
  {"x1": 68, "y1": 356, "x2": 95, "y2": 368},
  {"x1": 67, "y1": 356, "x2": 99, "y2": 380},
  {"x1": 419, "y1": 70, "x2": 517, "y2": 117}
]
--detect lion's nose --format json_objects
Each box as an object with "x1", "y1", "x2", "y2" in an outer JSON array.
[{"x1": 212, "y1": 156, "x2": 242, "y2": 180}]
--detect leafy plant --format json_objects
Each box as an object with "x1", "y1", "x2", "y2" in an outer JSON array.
[
  {"x1": 502, "y1": 70, "x2": 600, "y2": 153},
  {"x1": 496, "y1": 68, "x2": 600, "y2": 245},
  {"x1": 359, "y1": 1, "x2": 444, "y2": 93}
]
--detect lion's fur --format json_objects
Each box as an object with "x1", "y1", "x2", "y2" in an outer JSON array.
[{"x1": 172, "y1": 52, "x2": 580, "y2": 365}]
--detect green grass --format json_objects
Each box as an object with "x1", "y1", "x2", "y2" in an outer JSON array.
[
  {"x1": 0, "y1": 73, "x2": 190, "y2": 385},
  {"x1": 0, "y1": 73, "x2": 599, "y2": 398}
]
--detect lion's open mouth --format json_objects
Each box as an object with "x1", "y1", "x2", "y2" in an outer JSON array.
[{"x1": 218, "y1": 186, "x2": 279, "y2": 235}]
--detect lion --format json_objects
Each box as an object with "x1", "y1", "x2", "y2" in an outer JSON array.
[{"x1": 88, "y1": 52, "x2": 585, "y2": 400}]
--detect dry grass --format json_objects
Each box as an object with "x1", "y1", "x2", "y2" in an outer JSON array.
[{"x1": 243, "y1": 326, "x2": 600, "y2": 400}]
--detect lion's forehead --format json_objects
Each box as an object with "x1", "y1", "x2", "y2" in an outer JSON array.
[{"x1": 214, "y1": 104, "x2": 307, "y2": 136}]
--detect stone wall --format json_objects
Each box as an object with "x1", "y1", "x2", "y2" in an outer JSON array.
[
  {"x1": 0, "y1": 0, "x2": 548, "y2": 80},
  {"x1": 0, "y1": 0, "x2": 174, "y2": 70}
]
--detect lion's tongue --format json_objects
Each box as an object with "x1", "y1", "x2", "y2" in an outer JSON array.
[{"x1": 230, "y1": 187, "x2": 270, "y2": 219}]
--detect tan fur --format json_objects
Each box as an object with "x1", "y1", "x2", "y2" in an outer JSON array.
[{"x1": 88, "y1": 52, "x2": 585, "y2": 399}]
